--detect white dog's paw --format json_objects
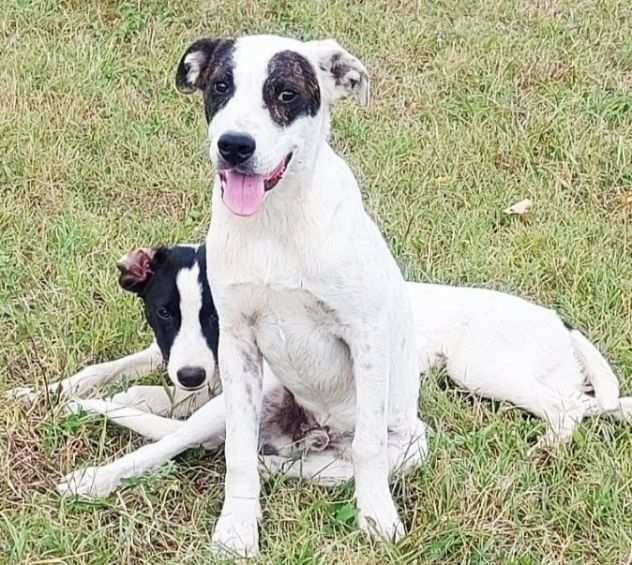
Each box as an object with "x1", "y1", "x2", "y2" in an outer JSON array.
[
  {"x1": 63, "y1": 399, "x2": 84, "y2": 416},
  {"x1": 57, "y1": 466, "x2": 120, "y2": 498},
  {"x1": 5, "y1": 386, "x2": 40, "y2": 403},
  {"x1": 211, "y1": 507, "x2": 259, "y2": 558},
  {"x1": 388, "y1": 419, "x2": 430, "y2": 475},
  {"x1": 356, "y1": 493, "x2": 405, "y2": 543}
]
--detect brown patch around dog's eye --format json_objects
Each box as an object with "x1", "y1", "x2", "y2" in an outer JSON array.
[
  {"x1": 263, "y1": 50, "x2": 321, "y2": 127},
  {"x1": 202, "y1": 39, "x2": 236, "y2": 123}
]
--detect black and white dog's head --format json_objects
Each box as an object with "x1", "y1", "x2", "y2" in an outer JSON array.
[
  {"x1": 118, "y1": 244, "x2": 218, "y2": 391},
  {"x1": 175, "y1": 35, "x2": 369, "y2": 217}
]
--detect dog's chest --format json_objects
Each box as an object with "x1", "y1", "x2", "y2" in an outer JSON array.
[{"x1": 242, "y1": 285, "x2": 356, "y2": 429}]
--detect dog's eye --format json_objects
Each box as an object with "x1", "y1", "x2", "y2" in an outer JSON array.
[
  {"x1": 278, "y1": 89, "x2": 298, "y2": 103},
  {"x1": 214, "y1": 81, "x2": 229, "y2": 94},
  {"x1": 157, "y1": 307, "x2": 171, "y2": 320}
]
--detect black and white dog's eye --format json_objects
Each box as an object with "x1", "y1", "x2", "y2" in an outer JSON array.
[
  {"x1": 214, "y1": 80, "x2": 229, "y2": 94},
  {"x1": 278, "y1": 89, "x2": 297, "y2": 103},
  {"x1": 157, "y1": 307, "x2": 171, "y2": 320}
]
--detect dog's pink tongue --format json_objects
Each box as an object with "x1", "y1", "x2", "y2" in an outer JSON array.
[{"x1": 222, "y1": 170, "x2": 265, "y2": 216}]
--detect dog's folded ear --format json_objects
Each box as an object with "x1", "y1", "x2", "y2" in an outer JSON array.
[
  {"x1": 307, "y1": 39, "x2": 370, "y2": 107},
  {"x1": 175, "y1": 38, "x2": 221, "y2": 94},
  {"x1": 117, "y1": 248, "x2": 157, "y2": 294}
]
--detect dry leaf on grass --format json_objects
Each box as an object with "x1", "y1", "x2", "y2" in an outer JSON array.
[{"x1": 504, "y1": 198, "x2": 533, "y2": 215}]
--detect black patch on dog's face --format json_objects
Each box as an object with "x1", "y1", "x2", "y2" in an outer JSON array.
[
  {"x1": 139, "y1": 247, "x2": 192, "y2": 361},
  {"x1": 201, "y1": 40, "x2": 236, "y2": 123},
  {"x1": 263, "y1": 50, "x2": 321, "y2": 127},
  {"x1": 195, "y1": 246, "x2": 220, "y2": 359},
  {"x1": 136, "y1": 245, "x2": 219, "y2": 363}
]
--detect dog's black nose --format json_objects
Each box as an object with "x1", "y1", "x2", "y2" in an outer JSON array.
[
  {"x1": 217, "y1": 132, "x2": 256, "y2": 166},
  {"x1": 176, "y1": 366, "x2": 206, "y2": 389}
]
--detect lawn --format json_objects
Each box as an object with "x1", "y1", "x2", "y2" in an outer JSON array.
[{"x1": 2, "y1": 0, "x2": 632, "y2": 563}]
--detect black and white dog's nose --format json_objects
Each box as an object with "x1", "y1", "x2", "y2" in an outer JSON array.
[
  {"x1": 176, "y1": 366, "x2": 206, "y2": 389},
  {"x1": 218, "y1": 132, "x2": 256, "y2": 166}
]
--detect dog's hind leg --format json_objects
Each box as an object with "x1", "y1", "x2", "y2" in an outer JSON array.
[
  {"x1": 58, "y1": 392, "x2": 227, "y2": 498},
  {"x1": 259, "y1": 418, "x2": 427, "y2": 486},
  {"x1": 531, "y1": 412, "x2": 582, "y2": 452},
  {"x1": 110, "y1": 385, "x2": 211, "y2": 418},
  {"x1": 388, "y1": 417, "x2": 429, "y2": 475},
  {"x1": 259, "y1": 451, "x2": 354, "y2": 486},
  {"x1": 607, "y1": 397, "x2": 632, "y2": 422},
  {"x1": 65, "y1": 398, "x2": 185, "y2": 440},
  {"x1": 7, "y1": 341, "x2": 163, "y2": 403},
  {"x1": 527, "y1": 391, "x2": 587, "y2": 453},
  {"x1": 584, "y1": 395, "x2": 632, "y2": 423}
]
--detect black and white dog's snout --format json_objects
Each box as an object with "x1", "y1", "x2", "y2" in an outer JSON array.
[
  {"x1": 218, "y1": 132, "x2": 256, "y2": 167},
  {"x1": 176, "y1": 366, "x2": 207, "y2": 389}
]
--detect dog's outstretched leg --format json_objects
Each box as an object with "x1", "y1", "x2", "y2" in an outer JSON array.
[
  {"x1": 65, "y1": 398, "x2": 185, "y2": 440},
  {"x1": 604, "y1": 397, "x2": 632, "y2": 422},
  {"x1": 388, "y1": 418, "x2": 429, "y2": 475},
  {"x1": 260, "y1": 451, "x2": 354, "y2": 486},
  {"x1": 528, "y1": 393, "x2": 586, "y2": 454},
  {"x1": 58, "y1": 392, "x2": 226, "y2": 498},
  {"x1": 582, "y1": 395, "x2": 632, "y2": 423},
  {"x1": 7, "y1": 341, "x2": 163, "y2": 402},
  {"x1": 110, "y1": 385, "x2": 211, "y2": 418}
]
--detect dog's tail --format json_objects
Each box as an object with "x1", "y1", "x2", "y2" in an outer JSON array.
[{"x1": 570, "y1": 329, "x2": 620, "y2": 411}]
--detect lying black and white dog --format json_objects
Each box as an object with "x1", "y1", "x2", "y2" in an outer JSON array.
[{"x1": 11, "y1": 244, "x2": 631, "y2": 515}]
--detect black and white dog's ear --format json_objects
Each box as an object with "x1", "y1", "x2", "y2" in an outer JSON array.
[
  {"x1": 175, "y1": 38, "x2": 220, "y2": 94},
  {"x1": 117, "y1": 248, "x2": 157, "y2": 294},
  {"x1": 307, "y1": 39, "x2": 369, "y2": 107}
]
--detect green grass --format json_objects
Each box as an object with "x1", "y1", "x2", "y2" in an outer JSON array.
[{"x1": 2, "y1": 0, "x2": 632, "y2": 562}]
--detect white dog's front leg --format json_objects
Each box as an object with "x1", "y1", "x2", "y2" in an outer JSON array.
[
  {"x1": 347, "y1": 322, "x2": 405, "y2": 542},
  {"x1": 211, "y1": 331, "x2": 262, "y2": 558}
]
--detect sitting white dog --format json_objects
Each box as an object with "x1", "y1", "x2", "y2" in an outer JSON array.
[{"x1": 180, "y1": 34, "x2": 425, "y2": 556}]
